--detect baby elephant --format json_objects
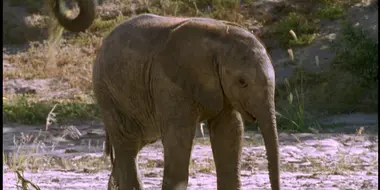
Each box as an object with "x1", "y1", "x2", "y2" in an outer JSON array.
[{"x1": 93, "y1": 14, "x2": 280, "y2": 190}]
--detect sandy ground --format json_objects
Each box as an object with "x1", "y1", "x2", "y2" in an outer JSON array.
[{"x1": 3, "y1": 114, "x2": 378, "y2": 190}]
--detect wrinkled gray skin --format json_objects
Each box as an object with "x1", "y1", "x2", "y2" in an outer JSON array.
[{"x1": 93, "y1": 14, "x2": 280, "y2": 190}]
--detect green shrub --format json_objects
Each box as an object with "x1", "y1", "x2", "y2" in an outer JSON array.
[
  {"x1": 4, "y1": 95, "x2": 101, "y2": 124},
  {"x1": 332, "y1": 22, "x2": 378, "y2": 87},
  {"x1": 7, "y1": 0, "x2": 43, "y2": 13},
  {"x1": 276, "y1": 72, "x2": 319, "y2": 132},
  {"x1": 270, "y1": 12, "x2": 320, "y2": 47},
  {"x1": 315, "y1": 4, "x2": 345, "y2": 20},
  {"x1": 284, "y1": 68, "x2": 377, "y2": 115}
]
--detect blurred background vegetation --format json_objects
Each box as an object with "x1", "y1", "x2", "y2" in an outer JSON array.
[{"x1": 3, "y1": 0, "x2": 378, "y2": 132}]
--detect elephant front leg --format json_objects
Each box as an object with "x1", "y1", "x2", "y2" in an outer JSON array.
[
  {"x1": 109, "y1": 141, "x2": 143, "y2": 190},
  {"x1": 208, "y1": 109, "x2": 244, "y2": 190},
  {"x1": 161, "y1": 120, "x2": 197, "y2": 190}
]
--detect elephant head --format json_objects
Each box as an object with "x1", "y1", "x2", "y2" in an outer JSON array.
[
  {"x1": 159, "y1": 19, "x2": 280, "y2": 189},
  {"x1": 218, "y1": 29, "x2": 280, "y2": 190},
  {"x1": 50, "y1": 0, "x2": 96, "y2": 32}
]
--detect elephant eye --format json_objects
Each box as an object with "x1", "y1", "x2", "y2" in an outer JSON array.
[{"x1": 237, "y1": 77, "x2": 248, "y2": 88}]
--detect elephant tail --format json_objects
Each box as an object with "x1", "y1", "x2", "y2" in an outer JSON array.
[{"x1": 105, "y1": 131, "x2": 115, "y2": 166}]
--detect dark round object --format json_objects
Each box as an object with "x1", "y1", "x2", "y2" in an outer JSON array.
[{"x1": 52, "y1": 0, "x2": 96, "y2": 32}]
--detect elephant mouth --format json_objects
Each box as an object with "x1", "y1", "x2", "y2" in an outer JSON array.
[
  {"x1": 239, "y1": 104, "x2": 257, "y2": 123},
  {"x1": 244, "y1": 111, "x2": 257, "y2": 123}
]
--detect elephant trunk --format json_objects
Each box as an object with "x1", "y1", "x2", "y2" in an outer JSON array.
[
  {"x1": 256, "y1": 101, "x2": 280, "y2": 190},
  {"x1": 51, "y1": 0, "x2": 96, "y2": 32}
]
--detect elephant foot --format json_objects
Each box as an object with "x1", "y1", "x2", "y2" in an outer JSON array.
[{"x1": 108, "y1": 175, "x2": 119, "y2": 190}]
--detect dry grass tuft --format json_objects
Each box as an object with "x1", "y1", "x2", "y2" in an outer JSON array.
[
  {"x1": 3, "y1": 105, "x2": 109, "y2": 188},
  {"x1": 5, "y1": 41, "x2": 96, "y2": 91},
  {"x1": 15, "y1": 170, "x2": 41, "y2": 190}
]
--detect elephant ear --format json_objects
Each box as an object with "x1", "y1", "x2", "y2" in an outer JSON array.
[{"x1": 157, "y1": 19, "x2": 228, "y2": 115}]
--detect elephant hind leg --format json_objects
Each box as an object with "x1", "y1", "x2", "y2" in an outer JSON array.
[{"x1": 98, "y1": 102, "x2": 144, "y2": 190}]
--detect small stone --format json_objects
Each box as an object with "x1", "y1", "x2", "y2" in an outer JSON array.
[
  {"x1": 64, "y1": 149, "x2": 79, "y2": 153},
  {"x1": 145, "y1": 172, "x2": 158, "y2": 177},
  {"x1": 285, "y1": 158, "x2": 303, "y2": 163},
  {"x1": 51, "y1": 178, "x2": 59, "y2": 182},
  {"x1": 318, "y1": 139, "x2": 341, "y2": 148}
]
